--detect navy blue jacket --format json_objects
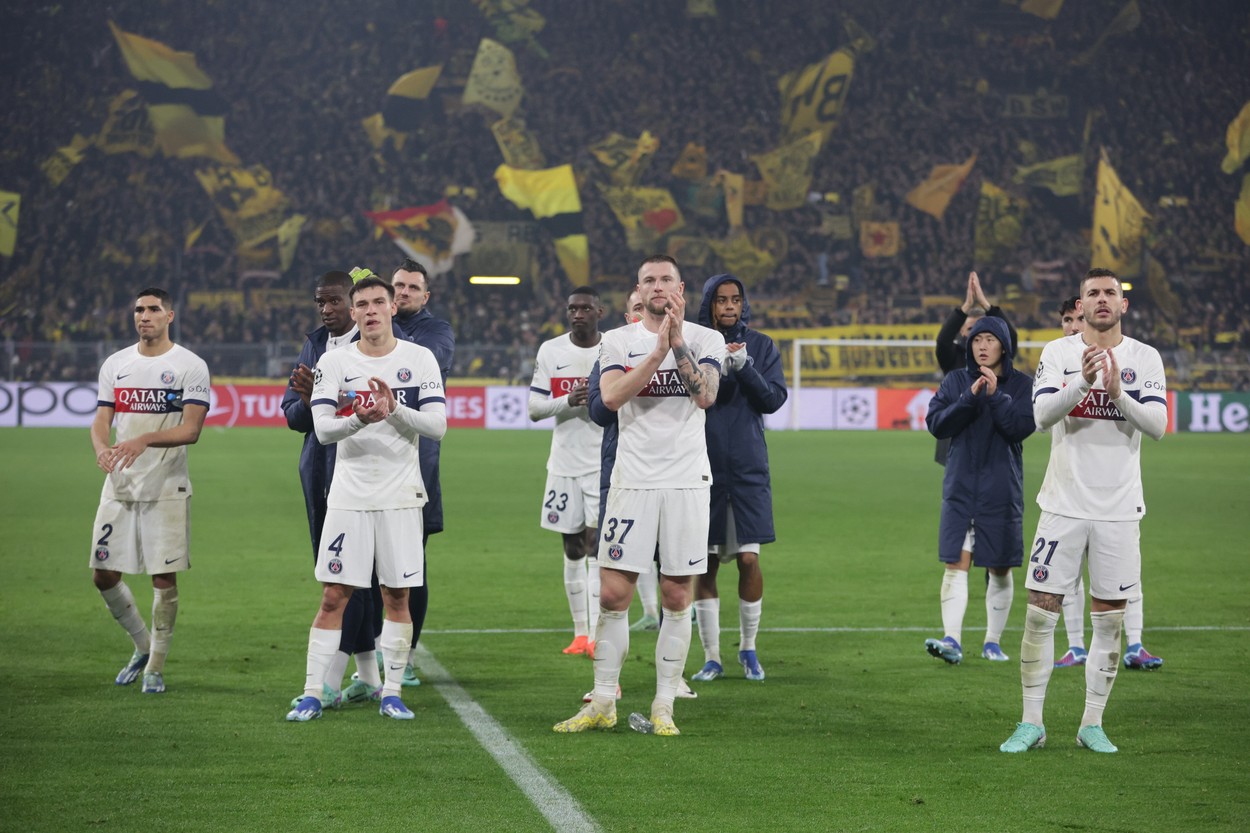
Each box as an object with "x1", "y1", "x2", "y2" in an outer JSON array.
[
  {"x1": 697, "y1": 275, "x2": 788, "y2": 546},
  {"x1": 395, "y1": 308, "x2": 455, "y2": 534},
  {"x1": 281, "y1": 322, "x2": 403, "y2": 557},
  {"x1": 586, "y1": 360, "x2": 616, "y2": 531},
  {"x1": 925, "y1": 316, "x2": 1035, "y2": 567}
]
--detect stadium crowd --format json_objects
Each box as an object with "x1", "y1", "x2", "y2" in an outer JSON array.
[{"x1": 1, "y1": 0, "x2": 1247, "y2": 383}]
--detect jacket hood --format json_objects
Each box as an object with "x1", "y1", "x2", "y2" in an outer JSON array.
[
  {"x1": 699, "y1": 274, "x2": 750, "y2": 340},
  {"x1": 965, "y1": 315, "x2": 1015, "y2": 375}
]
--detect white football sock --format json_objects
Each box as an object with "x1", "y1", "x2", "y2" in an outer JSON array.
[
  {"x1": 1020, "y1": 604, "x2": 1060, "y2": 726},
  {"x1": 693, "y1": 598, "x2": 721, "y2": 664},
  {"x1": 638, "y1": 570, "x2": 660, "y2": 619},
  {"x1": 100, "y1": 581, "x2": 150, "y2": 654},
  {"x1": 593, "y1": 608, "x2": 628, "y2": 700},
  {"x1": 379, "y1": 619, "x2": 413, "y2": 697},
  {"x1": 984, "y1": 573, "x2": 1013, "y2": 645},
  {"x1": 564, "y1": 556, "x2": 588, "y2": 638},
  {"x1": 1061, "y1": 578, "x2": 1086, "y2": 650},
  {"x1": 304, "y1": 627, "x2": 340, "y2": 700},
  {"x1": 739, "y1": 597, "x2": 762, "y2": 652},
  {"x1": 145, "y1": 586, "x2": 178, "y2": 674},
  {"x1": 354, "y1": 650, "x2": 381, "y2": 687},
  {"x1": 1082, "y1": 609, "x2": 1124, "y2": 728},
  {"x1": 1124, "y1": 593, "x2": 1144, "y2": 646},
  {"x1": 586, "y1": 555, "x2": 601, "y2": 644},
  {"x1": 940, "y1": 569, "x2": 968, "y2": 646},
  {"x1": 654, "y1": 606, "x2": 692, "y2": 709},
  {"x1": 325, "y1": 651, "x2": 350, "y2": 691}
]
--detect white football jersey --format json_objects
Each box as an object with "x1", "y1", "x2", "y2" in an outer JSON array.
[
  {"x1": 599, "y1": 320, "x2": 726, "y2": 489},
  {"x1": 1033, "y1": 334, "x2": 1167, "y2": 521},
  {"x1": 531, "y1": 333, "x2": 603, "y2": 477},
  {"x1": 96, "y1": 344, "x2": 211, "y2": 502},
  {"x1": 311, "y1": 340, "x2": 445, "y2": 511}
]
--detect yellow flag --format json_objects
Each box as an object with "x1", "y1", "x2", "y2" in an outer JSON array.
[
  {"x1": 751, "y1": 132, "x2": 823, "y2": 211},
  {"x1": 1220, "y1": 101, "x2": 1250, "y2": 175},
  {"x1": 361, "y1": 113, "x2": 407, "y2": 152},
  {"x1": 1071, "y1": 0, "x2": 1141, "y2": 66},
  {"x1": 0, "y1": 190, "x2": 19, "y2": 257},
  {"x1": 40, "y1": 134, "x2": 93, "y2": 187},
  {"x1": 473, "y1": 0, "x2": 547, "y2": 57},
  {"x1": 495, "y1": 163, "x2": 588, "y2": 281},
  {"x1": 1092, "y1": 149, "x2": 1150, "y2": 276},
  {"x1": 717, "y1": 170, "x2": 745, "y2": 229},
  {"x1": 1012, "y1": 154, "x2": 1083, "y2": 196},
  {"x1": 906, "y1": 153, "x2": 977, "y2": 219},
  {"x1": 491, "y1": 117, "x2": 545, "y2": 169},
  {"x1": 1020, "y1": 0, "x2": 1064, "y2": 20},
  {"x1": 382, "y1": 65, "x2": 443, "y2": 131},
  {"x1": 709, "y1": 233, "x2": 777, "y2": 283},
  {"x1": 108, "y1": 22, "x2": 237, "y2": 164},
  {"x1": 590, "y1": 131, "x2": 660, "y2": 186},
  {"x1": 194, "y1": 163, "x2": 290, "y2": 248},
  {"x1": 1236, "y1": 174, "x2": 1250, "y2": 246},
  {"x1": 859, "y1": 221, "x2": 900, "y2": 258},
  {"x1": 598, "y1": 185, "x2": 686, "y2": 251},
  {"x1": 779, "y1": 49, "x2": 855, "y2": 142},
  {"x1": 671, "y1": 143, "x2": 708, "y2": 181},
  {"x1": 975, "y1": 182, "x2": 1028, "y2": 265},
  {"x1": 463, "y1": 39, "x2": 523, "y2": 118},
  {"x1": 95, "y1": 90, "x2": 157, "y2": 157},
  {"x1": 277, "y1": 215, "x2": 307, "y2": 272}
]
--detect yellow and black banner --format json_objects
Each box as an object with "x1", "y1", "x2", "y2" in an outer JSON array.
[
  {"x1": 1019, "y1": 0, "x2": 1064, "y2": 19},
  {"x1": 463, "y1": 39, "x2": 524, "y2": 118},
  {"x1": 466, "y1": 220, "x2": 540, "y2": 281},
  {"x1": 495, "y1": 163, "x2": 588, "y2": 281},
  {"x1": 194, "y1": 163, "x2": 290, "y2": 248},
  {"x1": 906, "y1": 153, "x2": 977, "y2": 220},
  {"x1": 472, "y1": 0, "x2": 547, "y2": 57},
  {"x1": 975, "y1": 181, "x2": 1028, "y2": 265},
  {"x1": 751, "y1": 131, "x2": 823, "y2": 211},
  {"x1": 382, "y1": 65, "x2": 442, "y2": 132},
  {"x1": 859, "y1": 221, "x2": 900, "y2": 258},
  {"x1": 709, "y1": 233, "x2": 777, "y2": 282},
  {"x1": 108, "y1": 21, "x2": 237, "y2": 164},
  {"x1": 1002, "y1": 92, "x2": 1068, "y2": 119},
  {"x1": 779, "y1": 48, "x2": 855, "y2": 142},
  {"x1": 0, "y1": 190, "x2": 19, "y2": 257},
  {"x1": 671, "y1": 142, "x2": 708, "y2": 181},
  {"x1": 491, "y1": 116, "x2": 546, "y2": 169},
  {"x1": 95, "y1": 90, "x2": 157, "y2": 157},
  {"x1": 598, "y1": 185, "x2": 686, "y2": 251},
  {"x1": 1013, "y1": 153, "x2": 1082, "y2": 196},
  {"x1": 590, "y1": 131, "x2": 660, "y2": 187},
  {"x1": 40, "y1": 134, "x2": 93, "y2": 186},
  {"x1": 1092, "y1": 149, "x2": 1149, "y2": 276}
]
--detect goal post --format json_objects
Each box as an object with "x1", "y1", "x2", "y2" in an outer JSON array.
[{"x1": 786, "y1": 338, "x2": 1050, "y2": 430}]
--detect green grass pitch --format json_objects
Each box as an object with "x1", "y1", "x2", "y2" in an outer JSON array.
[{"x1": 0, "y1": 427, "x2": 1247, "y2": 832}]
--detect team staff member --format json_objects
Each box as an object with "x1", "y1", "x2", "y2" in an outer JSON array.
[
  {"x1": 690, "y1": 274, "x2": 787, "y2": 684},
  {"x1": 89, "y1": 287, "x2": 210, "y2": 695}
]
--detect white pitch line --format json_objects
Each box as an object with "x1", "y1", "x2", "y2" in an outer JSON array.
[
  {"x1": 424, "y1": 625, "x2": 1250, "y2": 635},
  {"x1": 412, "y1": 644, "x2": 601, "y2": 833}
]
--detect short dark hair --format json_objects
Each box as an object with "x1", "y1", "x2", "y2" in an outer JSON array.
[
  {"x1": 136, "y1": 287, "x2": 172, "y2": 308},
  {"x1": 639, "y1": 254, "x2": 678, "y2": 271},
  {"x1": 568, "y1": 285, "x2": 599, "y2": 299},
  {"x1": 349, "y1": 275, "x2": 395, "y2": 301},
  {"x1": 1081, "y1": 267, "x2": 1121, "y2": 294},
  {"x1": 1060, "y1": 295, "x2": 1080, "y2": 316},
  {"x1": 395, "y1": 258, "x2": 429, "y2": 279},
  {"x1": 317, "y1": 270, "x2": 353, "y2": 289}
]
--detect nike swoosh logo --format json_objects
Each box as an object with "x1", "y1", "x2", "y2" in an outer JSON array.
[
  {"x1": 388, "y1": 664, "x2": 404, "y2": 671},
  {"x1": 628, "y1": 351, "x2": 645, "y2": 358},
  {"x1": 403, "y1": 571, "x2": 420, "y2": 579},
  {"x1": 1021, "y1": 659, "x2": 1039, "y2": 664},
  {"x1": 1119, "y1": 582, "x2": 1138, "y2": 592},
  {"x1": 569, "y1": 589, "x2": 584, "y2": 596},
  {"x1": 992, "y1": 606, "x2": 1009, "y2": 611},
  {"x1": 345, "y1": 375, "x2": 362, "y2": 383},
  {"x1": 555, "y1": 364, "x2": 571, "y2": 370},
  {"x1": 1063, "y1": 369, "x2": 1080, "y2": 376},
  {"x1": 662, "y1": 656, "x2": 682, "y2": 663},
  {"x1": 164, "y1": 558, "x2": 180, "y2": 565},
  {"x1": 117, "y1": 373, "x2": 131, "y2": 380},
  {"x1": 688, "y1": 558, "x2": 706, "y2": 566}
]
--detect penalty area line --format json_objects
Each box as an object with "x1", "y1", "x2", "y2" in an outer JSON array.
[{"x1": 412, "y1": 644, "x2": 601, "y2": 833}]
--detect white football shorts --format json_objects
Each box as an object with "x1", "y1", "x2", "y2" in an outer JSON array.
[
  {"x1": 317, "y1": 507, "x2": 425, "y2": 589},
  {"x1": 708, "y1": 503, "x2": 762, "y2": 563},
  {"x1": 539, "y1": 472, "x2": 599, "y2": 534},
  {"x1": 1025, "y1": 511, "x2": 1141, "y2": 601},
  {"x1": 598, "y1": 487, "x2": 710, "y2": 577},
  {"x1": 89, "y1": 498, "x2": 191, "y2": 575}
]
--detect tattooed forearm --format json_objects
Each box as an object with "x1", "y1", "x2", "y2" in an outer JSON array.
[{"x1": 672, "y1": 343, "x2": 719, "y2": 408}]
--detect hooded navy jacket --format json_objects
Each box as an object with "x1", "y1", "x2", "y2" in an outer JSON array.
[
  {"x1": 396, "y1": 308, "x2": 455, "y2": 534},
  {"x1": 925, "y1": 316, "x2": 1035, "y2": 567},
  {"x1": 697, "y1": 275, "x2": 788, "y2": 546}
]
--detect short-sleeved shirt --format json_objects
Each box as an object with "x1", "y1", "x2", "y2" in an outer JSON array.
[
  {"x1": 599, "y1": 320, "x2": 726, "y2": 490},
  {"x1": 1033, "y1": 334, "x2": 1167, "y2": 521},
  {"x1": 96, "y1": 344, "x2": 211, "y2": 502},
  {"x1": 310, "y1": 340, "x2": 445, "y2": 511},
  {"x1": 531, "y1": 333, "x2": 603, "y2": 477}
]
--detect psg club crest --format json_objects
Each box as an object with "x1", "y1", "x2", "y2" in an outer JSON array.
[
  {"x1": 608, "y1": 544, "x2": 624, "y2": 561},
  {"x1": 1120, "y1": 368, "x2": 1136, "y2": 384},
  {"x1": 94, "y1": 546, "x2": 109, "y2": 562},
  {"x1": 547, "y1": 511, "x2": 559, "y2": 524},
  {"x1": 328, "y1": 558, "x2": 343, "y2": 575},
  {"x1": 161, "y1": 370, "x2": 175, "y2": 385},
  {"x1": 1032, "y1": 565, "x2": 1049, "y2": 583},
  {"x1": 397, "y1": 368, "x2": 412, "y2": 383}
]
